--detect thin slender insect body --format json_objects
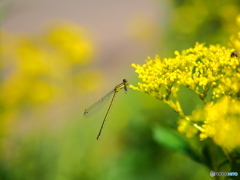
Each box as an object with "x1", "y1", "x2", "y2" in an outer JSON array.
[
  {"x1": 96, "y1": 90, "x2": 117, "y2": 140},
  {"x1": 84, "y1": 79, "x2": 128, "y2": 140}
]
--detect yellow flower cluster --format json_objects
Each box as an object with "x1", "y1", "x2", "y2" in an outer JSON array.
[
  {"x1": 2, "y1": 23, "x2": 95, "y2": 105},
  {"x1": 131, "y1": 42, "x2": 240, "y2": 150},
  {"x1": 131, "y1": 43, "x2": 238, "y2": 102},
  {"x1": 45, "y1": 23, "x2": 93, "y2": 65},
  {"x1": 1, "y1": 23, "x2": 96, "y2": 134},
  {"x1": 200, "y1": 96, "x2": 240, "y2": 150}
]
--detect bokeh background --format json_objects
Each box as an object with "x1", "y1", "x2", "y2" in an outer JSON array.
[{"x1": 1, "y1": 0, "x2": 240, "y2": 179}]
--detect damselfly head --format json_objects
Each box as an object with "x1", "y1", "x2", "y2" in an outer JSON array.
[{"x1": 123, "y1": 79, "x2": 128, "y2": 92}]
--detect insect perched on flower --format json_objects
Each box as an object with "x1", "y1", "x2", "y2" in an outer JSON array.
[{"x1": 230, "y1": 51, "x2": 239, "y2": 57}]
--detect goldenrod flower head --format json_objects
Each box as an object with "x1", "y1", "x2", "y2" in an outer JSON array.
[
  {"x1": 178, "y1": 118, "x2": 198, "y2": 138},
  {"x1": 200, "y1": 96, "x2": 240, "y2": 150},
  {"x1": 131, "y1": 43, "x2": 237, "y2": 101},
  {"x1": 131, "y1": 42, "x2": 240, "y2": 151}
]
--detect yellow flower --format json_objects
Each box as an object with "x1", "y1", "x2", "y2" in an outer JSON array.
[
  {"x1": 131, "y1": 42, "x2": 240, "y2": 151},
  {"x1": 200, "y1": 96, "x2": 240, "y2": 150},
  {"x1": 45, "y1": 23, "x2": 94, "y2": 65},
  {"x1": 131, "y1": 43, "x2": 236, "y2": 102},
  {"x1": 1, "y1": 23, "x2": 97, "y2": 135},
  {"x1": 178, "y1": 119, "x2": 198, "y2": 138}
]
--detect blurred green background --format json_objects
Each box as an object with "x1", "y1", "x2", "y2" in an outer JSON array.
[{"x1": 1, "y1": 0, "x2": 240, "y2": 180}]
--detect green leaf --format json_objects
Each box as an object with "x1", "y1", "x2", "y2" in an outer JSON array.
[{"x1": 152, "y1": 125, "x2": 203, "y2": 164}]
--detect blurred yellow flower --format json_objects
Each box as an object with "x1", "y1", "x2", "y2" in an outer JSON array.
[
  {"x1": 1, "y1": 22, "x2": 97, "y2": 135},
  {"x1": 200, "y1": 97, "x2": 240, "y2": 150},
  {"x1": 45, "y1": 23, "x2": 94, "y2": 65},
  {"x1": 170, "y1": 0, "x2": 240, "y2": 41}
]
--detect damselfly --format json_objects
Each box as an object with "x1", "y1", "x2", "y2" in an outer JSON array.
[{"x1": 84, "y1": 79, "x2": 128, "y2": 140}]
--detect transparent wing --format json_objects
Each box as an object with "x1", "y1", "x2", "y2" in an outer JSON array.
[{"x1": 84, "y1": 89, "x2": 115, "y2": 118}]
